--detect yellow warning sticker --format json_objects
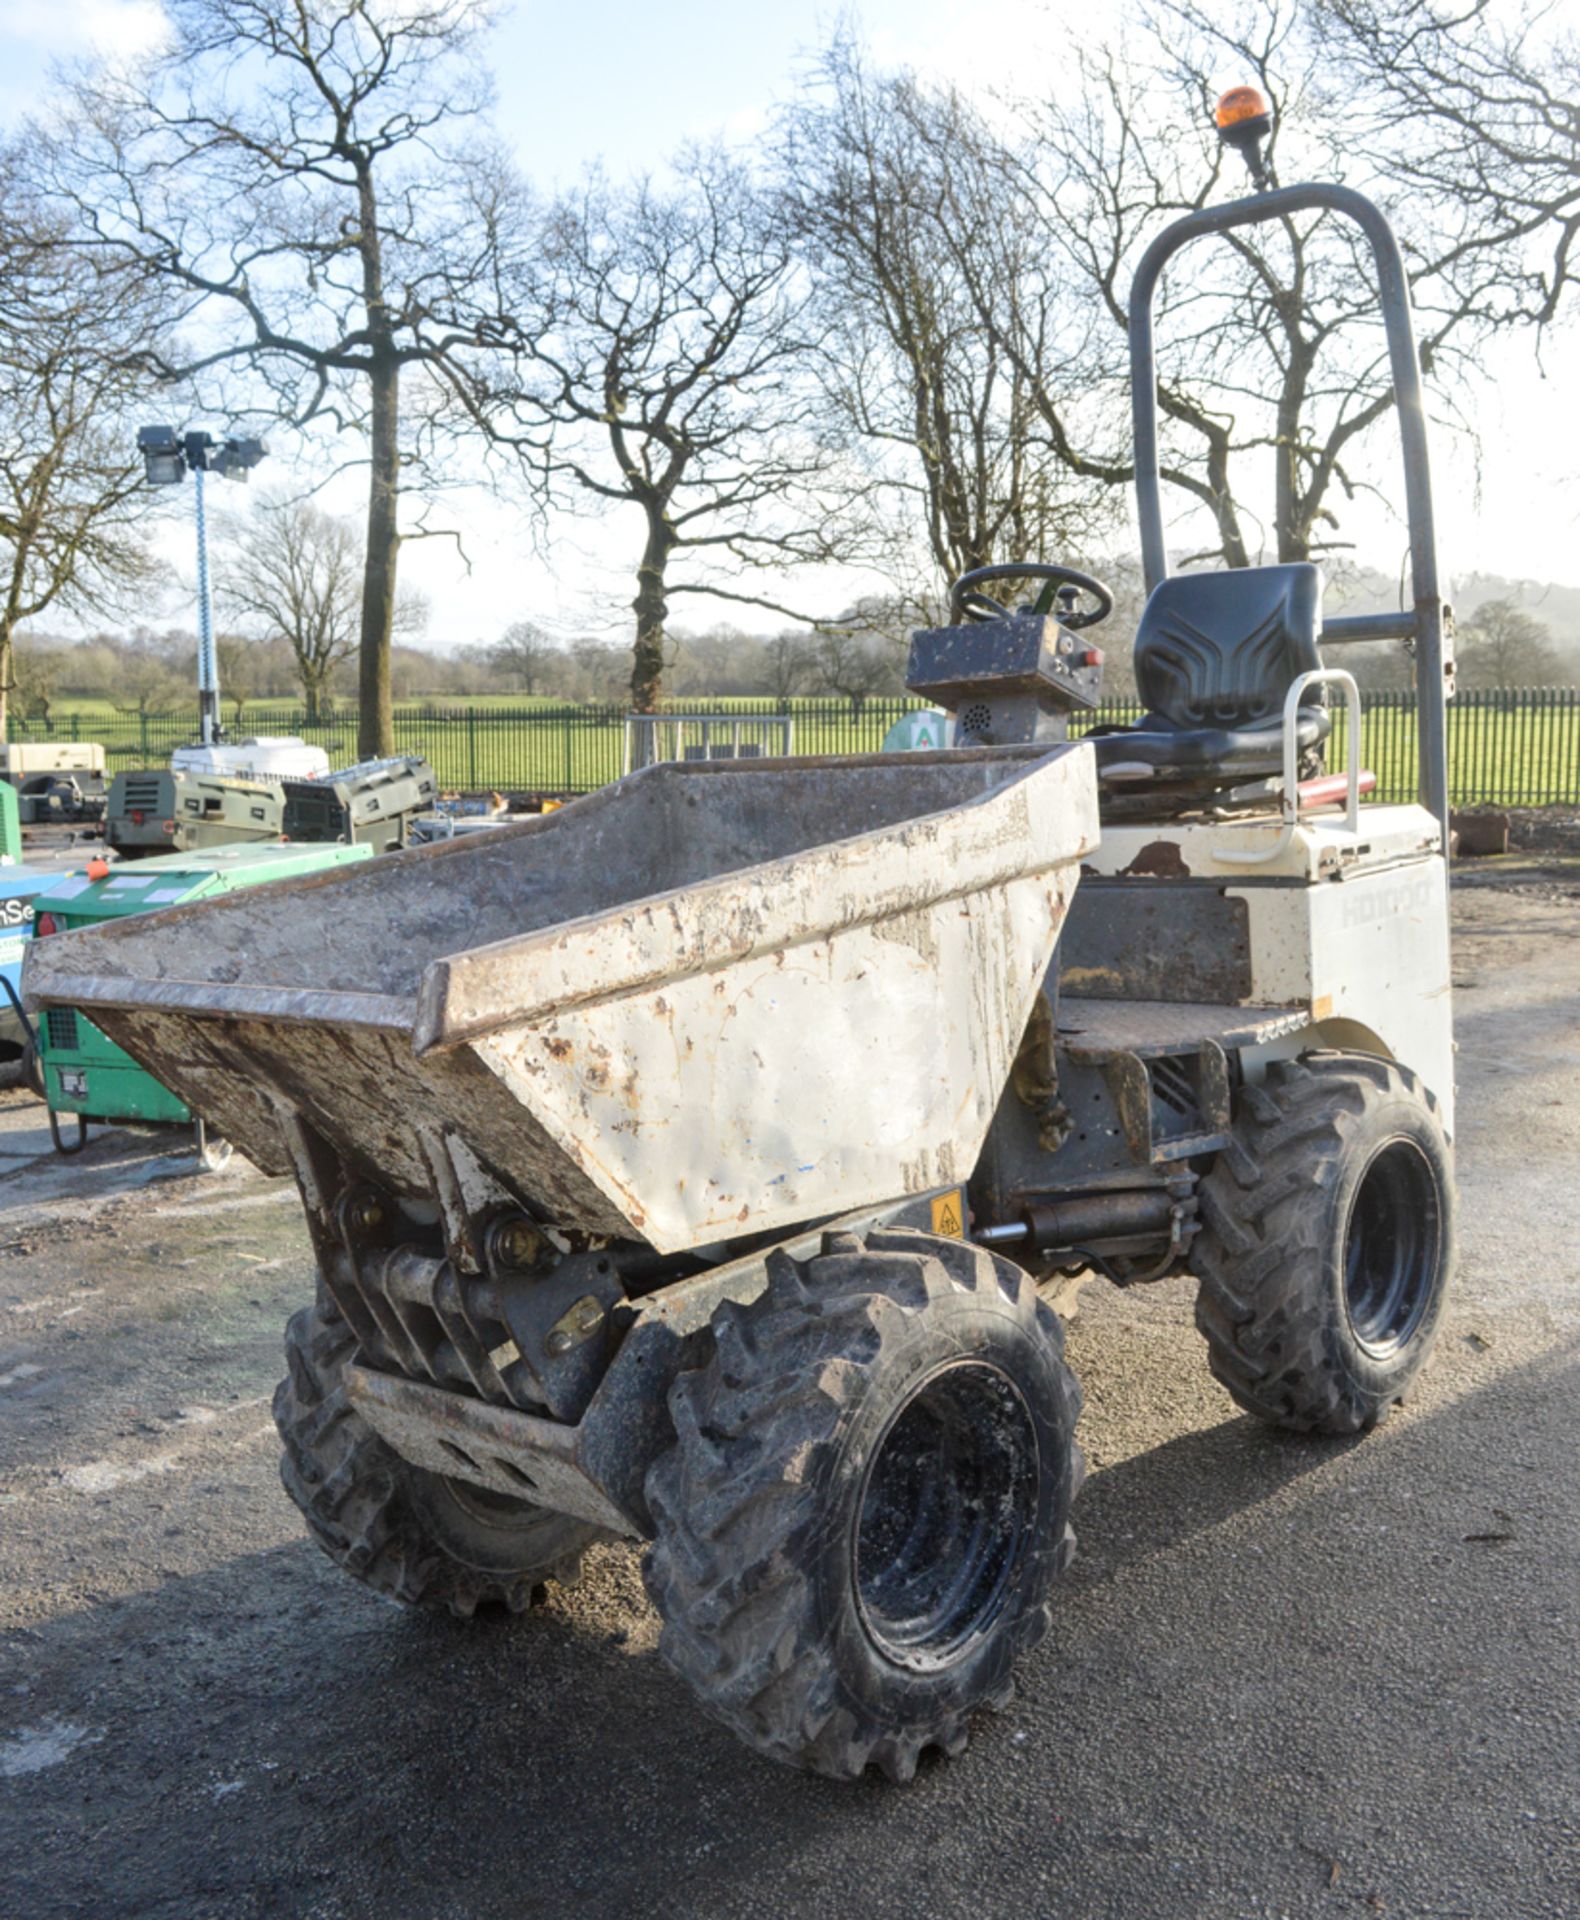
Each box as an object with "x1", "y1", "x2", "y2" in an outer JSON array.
[{"x1": 930, "y1": 1189, "x2": 965, "y2": 1238}]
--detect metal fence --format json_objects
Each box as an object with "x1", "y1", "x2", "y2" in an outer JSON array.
[{"x1": 7, "y1": 687, "x2": 1579, "y2": 807}]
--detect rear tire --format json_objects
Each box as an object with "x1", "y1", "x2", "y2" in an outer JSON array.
[
  {"x1": 643, "y1": 1229, "x2": 1084, "y2": 1780},
  {"x1": 1194, "y1": 1053, "x2": 1455, "y2": 1434},
  {"x1": 274, "y1": 1298, "x2": 597, "y2": 1616}
]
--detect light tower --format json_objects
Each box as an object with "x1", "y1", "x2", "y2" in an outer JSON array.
[{"x1": 135, "y1": 426, "x2": 268, "y2": 746}]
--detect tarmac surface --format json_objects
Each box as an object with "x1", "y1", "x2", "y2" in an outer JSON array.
[{"x1": 0, "y1": 867, "x2": 1576, "y2": 1920}]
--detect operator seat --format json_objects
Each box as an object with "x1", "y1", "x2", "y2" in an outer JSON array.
[{"x1": 1091, "y1": 562, "x2": 1328, "y2": 787}]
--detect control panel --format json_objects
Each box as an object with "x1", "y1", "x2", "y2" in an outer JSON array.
[{"x1": 905, "y1": 613, "x2": 1106, "y2": 745}]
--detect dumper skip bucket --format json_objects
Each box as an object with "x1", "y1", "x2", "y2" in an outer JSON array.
[{"x1": 24, "y1": 744, "x2": 1097, "y2": 1253}]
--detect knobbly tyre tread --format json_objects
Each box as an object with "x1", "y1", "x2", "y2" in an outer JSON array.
[
  {"x1": 1193, "y1": 1052, "x2": 1453, "y2": 1434},
  {"x1": 642, "y1": 1229, "x2": 1085, "y2": 1782},
  {"x1": 274, "y1": 1298, "x2": 593, "y2": 1618}
]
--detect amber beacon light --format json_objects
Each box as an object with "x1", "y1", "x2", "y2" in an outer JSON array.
[{"x1": 1215, "y1": 85, "x2": 1274, "y2": 184}]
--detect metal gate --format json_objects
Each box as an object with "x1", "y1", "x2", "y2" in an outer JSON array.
[{"x1": 624, "y1": 712, "x2": 795, "y2": 773}]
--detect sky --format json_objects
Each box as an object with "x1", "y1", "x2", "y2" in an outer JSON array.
[{"x1": 2, "y1": 0, "x2": 1578, "y2": 652}]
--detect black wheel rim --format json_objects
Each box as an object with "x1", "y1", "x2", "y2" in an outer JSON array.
[
  {"x1": 853, "y1": 1360, "x2": 1040, "y2": 1672},
  {"x1": 1343, "y1": 1136, "x2": 1441, "y2": 1356}
]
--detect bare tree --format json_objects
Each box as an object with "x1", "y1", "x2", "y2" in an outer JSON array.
[
  {"x1": 562, "y1": 635, "x2": 630, "y2": 706},
  {"x1": 1135, "y1": 0, "x2": 1501, "y2": 562},
  {"x1": 809, "y1": 617, "x2": 905, "y2": 710},
  {"x1": 1456, "y1": 598, "x2": 1561, "y2": 688},
  {"x1": 780, "y1": 42, "x2": 1115, "y2": 606},
  {"x1": 1000, "y1": 1, "x2": 1479, "y2": 567},
  {"x1": 475, "y1": 149, "x2": 871, "y2": 710},
  {"x1": 0, "y1": 152, "x2": 159, "y2": 740},
  {"x1": 45, "y1": 0, "x2": 509, "y2": 756},
  {"x1": 11, "y1": 643, "x2": 62, "y2": 727},
  {"x1": 223, "y1": 498, "x2": 365, "y2": 721},
  {"x1": 492, "y1": 620, "x2": 557, "y2": 696},
  {"x1": 836, "y1": 0, "x2": 1533, "y2": 573},
  {"x1": 763, "y1": 630, "x2": 814, "y2": 701},
  {"x1": 114, "y1": 647, "x2": 189, "y2": 716},
  {"x1": 1319, "y1": 0, "x2": 1580, "y2": 328},
  {"x1": 213, "y1": 632, "x2": 259, "y2": 729},
  {"x1": 857, "y1": 43, "x2": 1243, "y2": 566}
]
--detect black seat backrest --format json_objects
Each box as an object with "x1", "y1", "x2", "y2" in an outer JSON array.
[{"x1": 1132, "y1": 563, "x2": 1322, "y2": 730}]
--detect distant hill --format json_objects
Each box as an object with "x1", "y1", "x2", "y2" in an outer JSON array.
[{"x1": 1322, "y1": 565, "x2": 1580, "y2": 661}]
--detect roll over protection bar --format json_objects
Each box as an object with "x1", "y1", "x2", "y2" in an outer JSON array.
[{"x1": 1127, "y1": 183, "x2": 1452, "y2": 840}]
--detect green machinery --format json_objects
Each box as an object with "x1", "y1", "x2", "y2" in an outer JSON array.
[
  {"x1": 104, "y1": 768, "x2": 286, "y2": 858},
  {"x1": 32, "y1": 841, "x2": 371, "y2": 1160}
]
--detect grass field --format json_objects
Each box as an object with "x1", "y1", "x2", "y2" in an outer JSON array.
[
  {"x1": 1324, "y1": 693, "x2": 1580, "y2": 810},
  {"x1": 9, "y1": 688, "x2": 1578, "y2": 807}
]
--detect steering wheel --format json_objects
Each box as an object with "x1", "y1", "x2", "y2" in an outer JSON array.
[{"x1": 950, "y1": 563, "x2": 1114, "y2": 630}]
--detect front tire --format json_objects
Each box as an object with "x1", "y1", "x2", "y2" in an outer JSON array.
[
  {"x1": 1194, "y1": 1053, "x2": 1455, "y2": 1433},
  {"x1": 643, "y1": 1229, "x2": 1084, "y2": 1781},
  {"x1": 274, "y1": 1299, "x2": 597, "y2": 1616}
]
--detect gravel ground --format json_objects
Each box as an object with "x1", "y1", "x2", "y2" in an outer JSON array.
[{"x1": 0, "y1": 878, "x2": 1576, "y2": 1920}]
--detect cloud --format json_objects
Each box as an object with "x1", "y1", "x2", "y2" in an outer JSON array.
[{"x1": 0, "y1": 0, "x2": 167, "y2": 62}]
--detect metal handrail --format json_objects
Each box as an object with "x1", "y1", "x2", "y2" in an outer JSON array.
[{"x1": 1215, "y1": 669, "x2": 1362, "y2": 867}]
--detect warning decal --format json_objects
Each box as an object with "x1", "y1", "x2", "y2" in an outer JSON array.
[{"x1": 929, "y1": 1189, "x2": 965, "y2": 1238}]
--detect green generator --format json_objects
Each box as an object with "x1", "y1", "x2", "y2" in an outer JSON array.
[
  {"x1": 0, "y1": 779, "x2": 18, "y2": 862},
  {"x1": 104, "y1": 768, "x2": 286, "y2": 858},
  {"x1": 32, "y1": 841, "x2": 372, "y2": 1161}
]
